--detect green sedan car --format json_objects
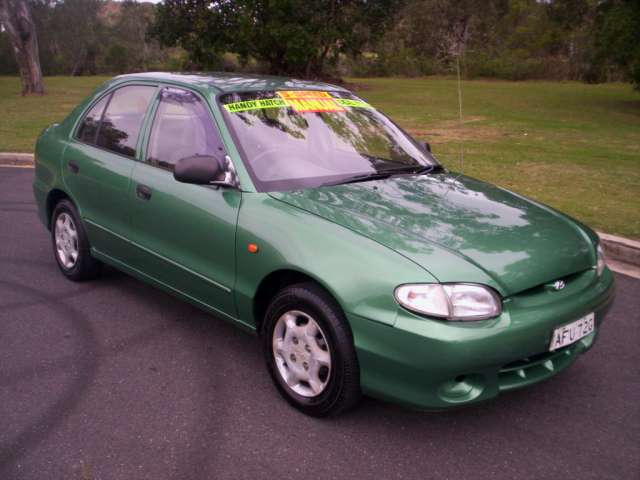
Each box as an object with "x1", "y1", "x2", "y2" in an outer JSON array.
[{"x1": 33, "y1": 73, "x2": 615, "y2": 416}]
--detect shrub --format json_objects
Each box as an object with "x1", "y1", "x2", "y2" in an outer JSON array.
[{"x1": 104, "y1": 44, "x2": 129, "y2": 74}]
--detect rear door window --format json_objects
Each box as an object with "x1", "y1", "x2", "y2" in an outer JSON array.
[{"x1": 95, "y1": 85, "x2": 156, "y2": 157}]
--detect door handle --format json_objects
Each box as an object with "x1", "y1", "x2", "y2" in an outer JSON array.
[
  {"x1": 136, "y1": 184, "x2": 152, "y2": 201},
  {"x1": 68, "y1": 160, "x2": 79, "y2": 174}
]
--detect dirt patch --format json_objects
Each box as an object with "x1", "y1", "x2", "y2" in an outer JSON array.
[{"x1": 406, "y1": 116, "x2": 508, "y2": 143}]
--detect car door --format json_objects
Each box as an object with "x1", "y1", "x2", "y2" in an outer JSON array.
[
  {"x1": 62, "y1": 84, "x2": 157, "y2": 261},
  {"x1": 128, "y1": 86, "x2": 241, "y2": 318}
]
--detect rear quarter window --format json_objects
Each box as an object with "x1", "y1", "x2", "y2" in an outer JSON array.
[{"x1": 76, "y1": 95, "x2": 109, "y2": 144}]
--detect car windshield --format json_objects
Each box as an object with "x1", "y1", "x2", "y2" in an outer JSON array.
[{"x1": 219, "y1": 90, "x2": 437, "y2": 192}]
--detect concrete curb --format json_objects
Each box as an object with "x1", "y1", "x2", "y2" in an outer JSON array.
[
  {"x1": 0, "y1": 152, "x2": 638, "y2": 270},
  {"x1": 0, "y1": 152, "x2": 34, "y2": 166},
  {"x1": 598, "y1": 232, "x2": 640, "y2": 268}
]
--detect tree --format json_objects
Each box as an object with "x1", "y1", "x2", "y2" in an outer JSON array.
[
  {"x1": 150, "y1": 0, "x2": 396, "y2": 77},
  {"x1": 150, "y1": 0, "x2": 234, "y2": 70},
  {"x1": 105, "y1": 43, "x2": 128, "y2": 73},
  {"x1": 110, "y1": 0, "x2": 159, "y2": 72},
  {"x1": 370, "y1": 0, "x2": 616, "y2": 82},
  {"x1": 26, "y1": 0, "x2": 167, "y2": 76},
  {"x1": 232, "y1": 0, "x2": 396, "y2": 77},
  {"x1": 595, "y1": 0, "x2": 640, "y2": 89},
  {"x1": 378, "y1": 0, "x2": 506, "y2": 71},
  {"x1": 0, "y1": 0, "x2": 44, "y2": 94},
  {"x1": 51, "y1": 0, "x2": 103, "y2": 75}
]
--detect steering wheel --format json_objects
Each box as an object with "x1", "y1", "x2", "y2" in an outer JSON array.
[
  {"x1": 251, "y1": 145, "x2": 318, "y2": 180},
  {"x1": 169, "y1": 146, "x2": 200, "y2": 166}
]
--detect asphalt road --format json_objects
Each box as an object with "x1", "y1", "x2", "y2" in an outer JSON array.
[{"x1": 1, "y1": 167, "x2": 639, "y2": 480}]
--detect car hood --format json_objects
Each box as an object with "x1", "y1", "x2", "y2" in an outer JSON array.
[{"x1": 269, "y1": 173, "x2": 595, "y2": 295}]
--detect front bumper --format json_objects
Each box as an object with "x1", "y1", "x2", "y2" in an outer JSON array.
[{"x1": 349, "y1": 267, "x2": 616, "y2": 410}]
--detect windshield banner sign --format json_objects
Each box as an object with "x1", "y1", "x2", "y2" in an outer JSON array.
[
  {"x1": 223, "y1": 91, "x2": 372, "y2": 114},
  {"x1": 276, "y1": 91, "x2": 345, "y2": 113}
]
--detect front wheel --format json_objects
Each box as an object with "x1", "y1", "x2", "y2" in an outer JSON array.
[{"x1": 262, "y1": 282, "x2": 361, "y2": 417}]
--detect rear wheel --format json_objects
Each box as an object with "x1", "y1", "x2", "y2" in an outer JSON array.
[
  {"x1": 262, "y1": 282, "x2": 360, "y2": 416},
  {"x1": 51, "y1": 199, "x2": 102, "y2": 281}
]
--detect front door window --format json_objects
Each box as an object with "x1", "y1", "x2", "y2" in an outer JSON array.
[{"x1": 146, "y1": 88, "x2": 226, "y2": 173}]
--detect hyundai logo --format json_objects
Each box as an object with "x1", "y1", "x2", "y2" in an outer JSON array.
[{"x1": 553, "y1": 280, "x2": 566, "y2": 291}]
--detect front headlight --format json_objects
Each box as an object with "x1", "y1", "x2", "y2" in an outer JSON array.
[
  {"x1": 394, "y1": 283, "x2": 502, "y2": 321},
  {"x1": 596, "y1": 244, "x2": 606, "y2": 276}
]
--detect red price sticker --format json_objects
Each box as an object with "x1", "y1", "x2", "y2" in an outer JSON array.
[{"x1": 277, "y1": 91, "x2": 345, "y2": 113}]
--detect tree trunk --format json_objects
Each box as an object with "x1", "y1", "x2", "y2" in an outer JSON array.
[
  {"x1": 0, "y1": 0, "x2": 44, "y2": 95},
  {"x1": 71, "y1": 47, "x2": 87, "y2": 76}
]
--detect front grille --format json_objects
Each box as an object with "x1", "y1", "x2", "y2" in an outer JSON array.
[
  {"x1": 516, "y1": 269, "x2": 588, "y2": 298},
  {"x1": 498, "y1": 344, "x2": 578, "y2": 391}
]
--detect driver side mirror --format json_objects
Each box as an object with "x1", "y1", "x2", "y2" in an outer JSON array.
[
  {"x1": 421, "y1": 140, "x2": 432, "y2": 153},
  {"x1": 174, "y1": 155, "x2": 223, "y2": 185}
]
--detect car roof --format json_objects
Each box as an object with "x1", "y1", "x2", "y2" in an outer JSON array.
[{"x1": 112, "y1": 72, "x2": 349, "y2": 95}]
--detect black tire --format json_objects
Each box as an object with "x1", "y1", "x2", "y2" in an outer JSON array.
[
  {"x1": 262, "y1": 282, "x2": 361, "y2": 417},
  {"x1": 51, "y1": 199, "x2": 102, "y2": 281}
]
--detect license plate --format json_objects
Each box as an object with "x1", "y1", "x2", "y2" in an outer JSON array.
[{"x1": 549, "y1": 313, "x2": 595, "y2": 351}]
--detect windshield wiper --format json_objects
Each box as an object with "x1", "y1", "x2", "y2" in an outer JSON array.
[
  {"x1": 321, "y1": 164, "x2": 442, "y2": 187},
  {"x1": 390, "y1": 164, "x2": 443, "y2": 175},
  {"x1": 322, "y1": 171, "x2": 395, "y2": 187}
]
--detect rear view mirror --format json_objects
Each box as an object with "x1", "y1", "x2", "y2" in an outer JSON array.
[
  {"x1": 421, "y1": 141, "x2": 432, "y2": 153},
  {"x1": 174, "y1": 155, "x2": 222, "y2": 185}
]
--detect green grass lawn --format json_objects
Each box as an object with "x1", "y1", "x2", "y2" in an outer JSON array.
[
  {"x1": 0, "y1": 76, "x2": 109, "y2": 152},
  {"x1": 350, "y1": 77, "x2": 640, "y2": 239},
  {"x1": 1, "y1": 75, "x2": 638, "y2": 238}
]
